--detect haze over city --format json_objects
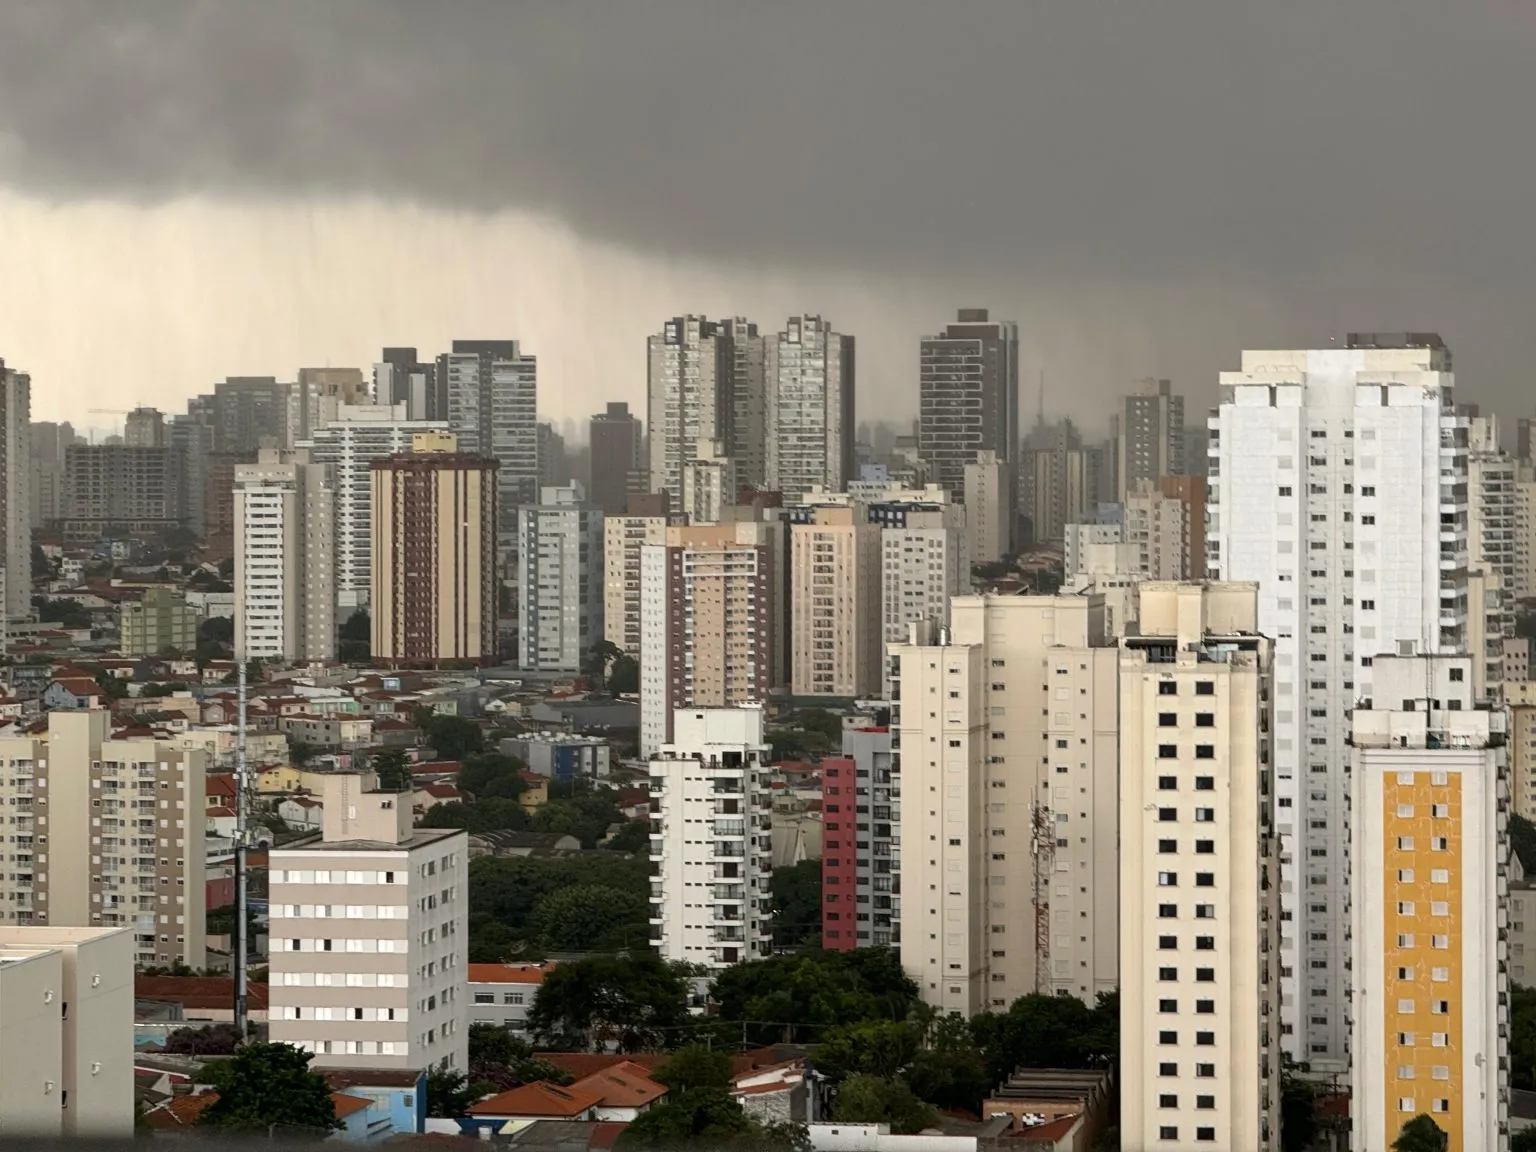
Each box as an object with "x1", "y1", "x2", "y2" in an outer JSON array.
[{"x1": 3, "y1": 1, "x2": 1536, "y2": 427}]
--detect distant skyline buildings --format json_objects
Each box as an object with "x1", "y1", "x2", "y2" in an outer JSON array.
[{"x1": 917, "y1": 308, "x2": 1020, "y2": 498}]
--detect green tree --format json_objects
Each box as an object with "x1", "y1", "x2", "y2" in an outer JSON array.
[
  {"x1": 905, "y1": 1015, "x2": 992, "y2": 1114},
  {"x1": 1280, "y1": 1064, "x2": 1319, "y2": 1152},
  {"x1": 467, "y1": 1023, "x2": 574, "y2": 1091},
  {"x1": 163, "y1": 1022, "x2": 242, "y2": 1056},
  {"x1": 94, "y1": 671, "x2": 129, "y2": 700},
  {"x1": 607, "y1": 817, "x2": 651, "y2": 854},
  {"x1": 1512, "y1": 983, "x2": 1536, "y2": 1090},
  {"x1": 528, "y1": 883, "x2": 650, "y2": 952},
  {"x1": 831, "y1": 1074, "x2": 939, "y2": 1134},
  {"x1": 969, "y1": 992, "x2": 1118, "y2": 1085},
  {"x1": 584, "y1": 639, "x2": 623, "y2": 690},
  {"x1": 33, "y1": 596, "x2": 92, "y2": 628},
  {"x1": 1512, "y1": 813, "x2": 1536, "y2": 873},
  {"x1": 769, "y1": 858, "x2": 822, "y2": 950},
  {"x1": 609, "y1": 654, "x2": 640, "y2": 694},
  {"x1": 1392, "y1": 1113, "x2": 1448, "y2": 1152},
  {"x1": 289, "y1": 740, "x2": 317, "y2": 767},
  {"x1": 467, "y1": 853, "x2": 649, "y2": 958},
  {"x1": 710, "y1": 948, "x2": 919, "y2": 1046},
  {"x1": 422, "y1": 713, "x2": 485, "y2": 760},
  {"x1": 339, "y1": 609, "x2": 370, "y2": 663},
  {"x1": 1511, "y1": 1128, "x2": 1536, "y2": 1152},
  {"x1": 796, "y1": 709, "x2": 844, "y2": 743},
  {"x1": 766, "y1": 728, "x2": 828, "y2": 762},
  {"x1": 197, "y1": 1042, "x2": 340, "y2": 1133},
  {"x1": 528, "y1": 952, "x2": 691, "y2": 1051},
  {"x1": 653, "y1": 1044, "x2": 733, "y2": 1094},
  {"x1": 372, "y1": 747, "x2": 412, "y2": 792},
  {"x1": 421, "y1": 797, "x2": 531, "y2": 834},
  {"x1": 426, "y1": 1063, "x2": 476, "y2": 1118},
  {"x1": 459, "y1": 751, "x2": 531, "y2": 800},
  {"x1": 140, "y1": 681, "x2": 190, "y2": 698},
  {"x1": 813, "y1": 1019, "x2": 922, "y2": 1084},
  {"x1": 618, "y1": 1088, "x2": 807, "y2": 1150}
]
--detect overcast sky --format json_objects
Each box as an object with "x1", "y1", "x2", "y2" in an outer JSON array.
[{"x1": 2, "y1": 1, "x2": 1533, "y2": 433}]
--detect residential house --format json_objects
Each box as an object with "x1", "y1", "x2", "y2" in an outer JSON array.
[
  {"x1": 414, "y1": 783, "x2": 463, "y2": 819},
  {"x1": 41, "y1": 676, "x2": 105, "y2": 710},
  {"x1": 465, "y1": 1082, "x2": 604, "y2": 1136},
  {"x1": 320, "y1": 1068, "x2": 427, "y2": 1139},
  {"x1": 467, "y1": 831, "x2": 582, "y2": 858},
  {"x1": 277, "y1": 795, "x2": 325, "y2": 831},
  {"x1": 569, "y1": 1062, "x2": 667, "y2": 1122},
  {"x1": 206, "y1": 805, "x2": 238, "y2": 840},
  {"x1": 731, "y1": 1060, "x2": 826, "y2": 1125},
  {"x1": 281, "y1": 713, "x2": 374, "y2": 749}
]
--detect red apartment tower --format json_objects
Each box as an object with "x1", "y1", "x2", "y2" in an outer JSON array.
[{"x1": 821, "y1": 725, "x2": 896, "y2": 950}]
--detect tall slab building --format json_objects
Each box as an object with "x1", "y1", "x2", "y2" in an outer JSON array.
[{"x1": 917, "y1": 309, "x2": 1019, "y2": 509}]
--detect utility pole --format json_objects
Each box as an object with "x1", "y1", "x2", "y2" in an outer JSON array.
[{"x1": 233, "y1": 654, "x2": 250, "y2": 1041}]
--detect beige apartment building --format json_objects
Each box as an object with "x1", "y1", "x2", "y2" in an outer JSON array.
[
  {"x1": 0, "y1": 926, "x2": 135, "y2": 1139},
  {"x1": 963, "y1": 450, "x2": 1011, "y2": 565},
  {"x1": 119, "y1": 586, "x2": 201, "y2": 658},
  {"x1": 371, "y1": 433, "x2": 499, "y2": 666},
  {"x1": 1118, "y1": 583, "x2": 1280, "y2": 1152},
  {"x1": 892, "y1": 594, "x2": 1119, "y2": 1016},
  {"x1": 0, "y1": 710, "x2": 207, "y2": 969},
  {"x1": 790, "y1": 504, "x2": 881, "y2": 699},
  {"x1": 269, "y1": 773, "x2": 469, "y2": 1071},
  {"x1": 602, "y1": 500, "x2": 670, "y2": 658},
  {"x1": 639, "y1": 523, "x2": 781, "y2": 755}
]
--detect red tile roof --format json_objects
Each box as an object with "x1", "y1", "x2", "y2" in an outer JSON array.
[
  {"x1": 532, "y1": 1053, "x2": 668, "y2": 1081},
  {"x1": 590, "y1": 1122, "x2": 629, "y2": 1149},
  {"x1": 467, "y1": 961, "x2": 554, "y2": 986},
  {"x1": 143, "y1": 1092, "x2": 219, "y2": 1128},
  {"x1": 467, "y1": 1080, "x2": 603, "y2": 1118},
  {"x1": 1011, "y1": 1114, "x2": 1081, "y2": 1144},
  {"x1": 50, "y1": 677, "x2": 101, "y2": 696},
  {"x1": 135, "y1": 975, "x2": 269, "y2": 1011},
  {"x1": 569, "y1": 1062, "x2": 667, "y2": 1109},
  {"x1": 331, "y1": 1092, "x2": 373, "y2": 1120},
  {"x1": 206, "y1": 806, "x2": 237, "y2": 818}
]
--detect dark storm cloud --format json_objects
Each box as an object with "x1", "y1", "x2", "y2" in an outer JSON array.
[{"x1": 2, "y1": 0, "x2": 1534, "y2": 402}]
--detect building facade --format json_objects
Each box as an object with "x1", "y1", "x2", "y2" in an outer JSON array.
[
  {"x1": 648, "y1": 708, "x2": 773, "y2": 970},
  {"x1": 439, "y1": 340, "x2": 539, "y2": 538},
  {"x1": 963, "y1": 449, "x2": 1011, "y2": 564},
  {"x1": 647, "y1": 316, "x2": 736, "y2": 516},
  {"x1": 788, "y1": 504, "x2": 882, "y2": 699},
  {"x1": 371, "y1": 437, "x2": 499, "y2": 666},
  {"x1": 891, "y1": 595, "x2": 1119, "y2": 1015},
  {"x1": 233, "y1": 449, "x2": 337, "y2": 662},
  {"x1": 63, "y1": 444, "x2": 185, "y2": 537},
  {"x1": 1210, "y1": 334, "x2": 1467, "y2": 1071},
  {"x1": 1117, "y1": 583, "x2": 1281, "y2": 1152},
  {"x1": 517, "y1": 482, "x2": 605, "y2": 673},
  {"x1": 602, "y1": 503, "x2": 670, "y2": 660},
  {"x1": 763, "y1": 315, "x2": 855, "y2": 501},
  {"x1": 1116, "y1": 377, "x2": 1186, "y2": 499},
  {"x1": 917, "y1": 309, "x2": 1019, "y2": 499},
  {"x1": 0, "y1": 362, "x2": 29, "y2": 620},
  {"x1": 1350, "y1": 652, "x2": 1508, "y2": 1152},
  {"x1": 819, "y1": 726, "x2": 897, "y2": 951},
  {"x1": 0, "y1": 710, "x2": 208, "y2": 967},
  {"x1": 120, "y1": 587, "x2": 201, "y2": 657},
  {"x1": 300, "y1": 404, "x2": 452, "y2": 613},
  {"x1": 588, "y1": 402, "x2": 644, "y2": 516},
  {"x1": 270, "y1": 773, "x2": 469, "y2": 1071}
]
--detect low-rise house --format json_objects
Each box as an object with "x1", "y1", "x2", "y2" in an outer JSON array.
[
  {"x1": 467, "y1": 830, "x2": 583, "y2": 859},
  {"x1": 277, "y1": 795, "x2": 325, "y2": 831},
  {"x1": 731, "y1": 1059, "x2": 826, "y2": 1125},
  {"x1": 41, "y1": 675, "x2": 105, "y2": 710},
  {"x1": 206, "y1": 805, "x2": 238, "y2": 840},
  {"x1": 281, "y1": 713, "x2": 374, "y2": 750},
  {"x1": 465, "y1": 1081, "x2": 605, "y2": 1136},
  {"x1": 321, "y1": 1069, "x2": 427, "y2": 1139},
  {"x1": 134, "y1": 975, "x2": 269, "y2": 1023},
  {"x1": 469, "y1": 962, "x2": 555, "y2": 1033},
  {"x1": 569, "y1": 1062, "x2": 667, "y2": 1122},
  {"x1": 414, "y1": 783, "x2": 463, "y2": 817}
]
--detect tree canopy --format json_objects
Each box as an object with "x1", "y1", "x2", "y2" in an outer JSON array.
[
  {"x1": 197, "y1": 1043, "x2": 340, "y2": 1133},
  {"x1": 710, "y1": 948, "x2": 919, "y2": 1046},
  {"x1": 652, "y1": 1044, "x2": 733, "y2": 1094},
  {"x1": 968, "y1": 991, "x2": 1119, "y2": 1085},
  {"x1": 528, "y1": 952, "x2": 692, "y2": 1051},
  {"x1": 422, "y1": 713, "x2": 486, "y2": 760},
  {"x1": 528, "y1": 883, "x2": 651, "y2": 953},
  {"x1": 617, "y1": 1088, "x2": 808, "y2": 1151},
  {"x1": 372, "y1": 747, "x2": 412, "y2": 792},
  {"x1": 769, "y1": 859, "x2": 822, "y2": 951},
  {"x1": 830, "y1": 1073, "x2": 940, "y2": 1135},
  {"x1": 1392, "y1": 1113, "x2": 1448, "y2": 1152}
]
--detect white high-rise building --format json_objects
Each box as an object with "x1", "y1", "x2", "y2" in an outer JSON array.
[
  {"x1": 963, "y1": 450, "x2": 1011, "y2": 564},
  {"x1": 299, "y1": 404, "x2": 450, "y2": 612},
  {"x1": 0, "y1": 926, "x2": 134, "y2": 1139},
  {"x1": 1467, "y1": 413, "x2": 1517, "y2": 694},
  {"x1": 270, "y1": 773, "x2": 469, "y2": 1071},
  {"x1": 440, "y1": 340, "x2": 539, "y2": 540},
  {"x1": 648, "y1": 707, "x2": 773, "y2": 970},
  {"x1": 682, "y1": 438, "x2": 736, "y2": 525},
  {"x1": 764, "y1": 315, "x2": 855, "y2": 501},
  {"x1": 1209, "y1": 333, "x2": 1466, "y2": 1071},
  {"x1": 1, "y1": 361, "x2": 31, "y2": 621},
  {"x1": 517, "y1": 482, "x2": 604, "y2": 673},
  {"x1": 0, "y1": 710, "x2": 208, "y2": 967},
  {"x1": 1118, "y1": 582, "x2": 1281, "y2": 1152},
  {"x1": 648, "y1": 317, "x2": 735, "y2": 517},
  {"x1": 891, "y1": 595, "x2": 1119, "y2": 1016},
  {"x1": 234, "y1": 449, "x2": 336, "y2": 662},
  {"x1": 603, "y1": 505, "x2": 670, "y2": 659},
  {"x1": 1350, "y1": 651, "x2": 1508, "y2": 1152}
]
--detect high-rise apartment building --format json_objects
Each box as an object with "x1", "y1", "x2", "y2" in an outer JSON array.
[
  {"x1": 270, "y1": 772, "x2": 469, "y2": 1072},
  {"x1": 589, "y1": 402, "x2": 644, "y2": 515},
  {"x1": 1021, "y1": 433, "x2": 1100, "y2": 546},
  {"x1": 1117, "y1": 583, "x2": 1281, "y2": 1152},
  {"x1": 648, "y1": 316, "x2": 736, "y2": 515},
  {"x1": 1467, "y1": 412, "x2": 1517, "y2": 691},
  {"x1": 892, "y1": 595, "x2": 1119, "y2": 1015},
  {"x1": 168, "y1": 412, "x2": 215, "y2": 541},
  {"x1": 872, "y1": 498, "x2": 967, "y2": 694},
  {"x1": 211, "y1": 376, "x2": 294, "y2": 453},
  {"x1": 1350, "y1": 651, "x2": 1508, "y2": 1152},
  {"x1": 29, "y1": 418, "x2": 76, "y2": 529},
  {"x1": 1517, "y1": 464, "x2": 1536, "y2": 601},
  {"x1": 638, "y1": 523, "x2": 780, "y2": 755},
  {"x1": 300, "y1": 404, "x2": 451, "y2": 612},
  {"x1": 1116, "y1": 378, "x2": 1186, "y2": 499},
  {"x1": 371, "y1": 435, "x2": 499, "y2": 666},
  {"x1": 1, "y1": 362, "x2": 29, "y2": 618},
  {"x1": 439, "y1": 340, "x2": 539, "y2": 536},
  {"x1": 764, "y1": 315, "x2": 855, "y2": 501},
  {"x1": 294, "y1": 367, "x2": 369, "y2": 442},
  {"x1": 602, "y1": 497, "x2": 670, "y2": 660},
  {"x1": 683, "y1": 438, "x2": 737, "y2": 525},
  {"x1": 0, "y1": 926, "x2": 134, "y2": 1139},
  {"x1": 234, "y1": 449, "x2": 336, "y2": 662},
  {"x1": 0, "y1": 710, "x2": 208, "y2": 966},
  {"x1": 648, "y1": 707, "x2": 773, "y2": 971},
  {"x1": 1159, "y1": 475, "x2": 1210, "y2": 581},
  {"x1": 1123, "y1": 478, "x2": 1193, "y2": 581},
  {"x1": 820, "y1": 726, "x2": 897, "y2": 951},
  {"x1": 120, "y1": 587, "x2": 201, "y2": 658},
  {"x1": 517, "y1": 482, "x2": 604, "y2": 673},
  {"x1": 1210, "y1": 333, "x2": 1467, "y2": 1072},
  {"x1": 963, "y1": 450, "x2": 1011, "y2": 564},
  {"x1": 724, "y1": 318, "x2": 767, "y2": 492},
  {"x1": 917, "y1": 309, "x2": 1019, "y2": 499},
  {"x1": 788, "y1": 504, "x2": 882, "y2": 699},
  {"x1": 63, "y1": 444, "x2": 186, "y2": 537},
  {"x1": 374, "y1": 347, "x2": 440, "y2": 420},
  {"x1": 123, "y1": 406, "x2": 165, "y2": 448}
]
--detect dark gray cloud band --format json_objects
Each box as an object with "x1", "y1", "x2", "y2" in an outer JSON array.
[{"x1": 2, "y1": 0, "x2": 1534, "y2": 406}]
